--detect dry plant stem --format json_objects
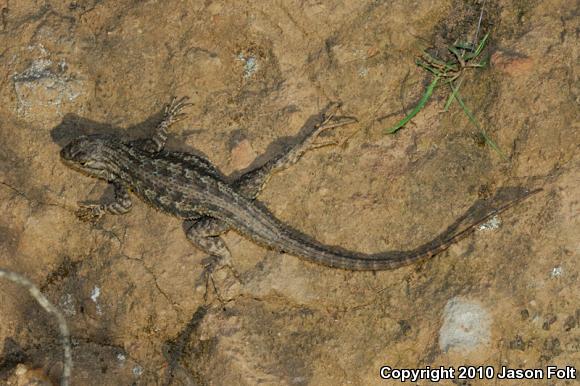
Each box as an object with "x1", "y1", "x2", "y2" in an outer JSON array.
[
  {"x1": 0, "y1": 269, "x2": 72, "y2": 386},
  {"x1": 473, "y1": 0, "x2": 487, "y2": 45}
]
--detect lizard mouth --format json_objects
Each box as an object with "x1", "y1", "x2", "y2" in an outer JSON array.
[
  {"x1": 60, "y1": 149, "x2": 113, "y2": 182},
  {"x1": 61, "y1": 142, "x2": 94, "y2": 170},
  {"x1": 60, "y1": 148, "x2": 85, "y2": 169},
  {"x1": 61, "y1": 157, "x2": 91, "y2": 175},
  {"x1": 60, "y1": 150, "x2": 97, "y2": 174},
  {"x1": 61, "y1": 158, "x2": 111, "y2": 181},
  {"x1": 60, "y1": 142, "x2": 81, "y2": 162}
]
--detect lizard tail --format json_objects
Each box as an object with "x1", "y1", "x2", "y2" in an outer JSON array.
[{"x1": 240, "y1": 188, "x2": 542, "y2": 271}]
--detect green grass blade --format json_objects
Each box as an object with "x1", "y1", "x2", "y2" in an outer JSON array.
[
  {"x1": 464, "y1": 32, "x2": 489, "y2": 60},
  {"x1": 448, "y1": 45, "x2": 464, "y2": 62},
  {"x1": 479, "y1": 131, "x2": 505, "y2": 159},
  {"x1": 421, "y1": 52, "x2": 458, "y2": 71},
  {"x1": 473, "y1": 32, "x2": 490, "y2": 56},
  {"x1": 421, "y1": 51, "x2": 447, "y2": 65},
  {"x1": 449, "y1": 87, "x2": 480, "y2": 129},
  {"x1": 451, "y1": 87, "x2": 507, "y2": 160},
  {"x1": 444, "y1": 78, "x2": 463, "y2": 112},
  {"x1": 416, "y1": 59, "x2": 442, "y2": 75},
  {"x1": 420, "y1": 50, "x2": 458, "y2": 71},
  {"x1": 385, "y1": 76, "x2": 440, "y2": 134},
  {"x1": 455, "y1": 41, "x2": 475, "y2": 50}
]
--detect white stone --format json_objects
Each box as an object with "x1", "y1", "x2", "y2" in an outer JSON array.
[{"x1": 439, "y1": 297, "x2": 491, "y2": 353}]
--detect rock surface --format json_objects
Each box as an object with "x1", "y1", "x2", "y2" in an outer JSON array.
[
  {"x1": 0, "y1": 0, "x2": 578, "y2": 385},
  {"x1": 439, "y1": 297, "x2": 491, "y2": 353}
]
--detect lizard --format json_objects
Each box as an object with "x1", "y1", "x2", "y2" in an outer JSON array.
[{"x1": 60, "y1": 96, "x2": 540, "y2": 272}]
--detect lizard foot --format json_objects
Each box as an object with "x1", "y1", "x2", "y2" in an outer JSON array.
[
  {"x1": 197, "y1": 255, "x2": 241, "y2": 303},
  {"x1": 307, "y1": 103, "x2": 358, "y2": 150},
  {"x1": 75, "y1": 203, "x2": 105, "y2": 223},
  {"x1": 164, "y1": 96, "x2": 193, "y2": 125}
]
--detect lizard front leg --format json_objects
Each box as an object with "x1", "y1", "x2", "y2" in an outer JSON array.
[
  {"x1": 233, "y1": 102, "x2": 357, "y2": 199},
  {"x1": 140, "y1": 96, "x2": 192, "y2": 153},
  {"x1": 76, "y1": 181, "x2": 133, "y2": 222}
]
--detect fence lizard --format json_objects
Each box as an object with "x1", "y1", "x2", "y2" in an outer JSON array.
[{"x1": 61, "y1": 97, "x2": 539, "y2": 272}]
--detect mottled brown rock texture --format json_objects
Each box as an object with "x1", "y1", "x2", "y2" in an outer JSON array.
[{"x1": 0, "y1": 0, "x2": 577, "y2": 385}]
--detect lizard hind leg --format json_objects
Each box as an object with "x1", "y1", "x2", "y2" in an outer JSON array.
[
  {"x1": 185, "y1": 216, "x2": 232, "y2": 267},
  {"x1": 233, "y1": 102, "x2": 357, "y2": 199},
  {"x1": 184, "y1": 216, "x2": 239, "y2": 301}
]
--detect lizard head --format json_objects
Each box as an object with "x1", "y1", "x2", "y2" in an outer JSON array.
[{"x1": 61, "y1": 135, "x2": 117, "y2": 180}]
